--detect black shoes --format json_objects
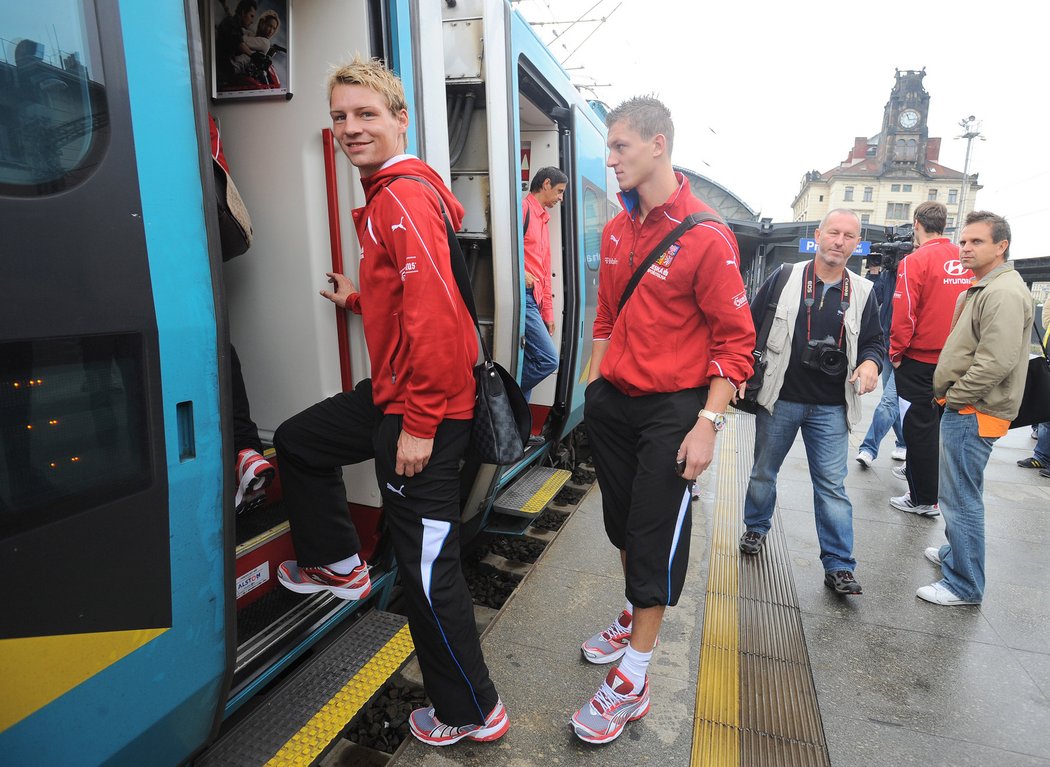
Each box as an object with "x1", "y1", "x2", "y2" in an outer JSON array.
[
  {"x1": 739, "y1": 530, "x2": 766, "y2": 555},
  {"x1": 824, "y1": 570, "x2": 862, "y2": 595}
]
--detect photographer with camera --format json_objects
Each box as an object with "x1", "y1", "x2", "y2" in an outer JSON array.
[
  {"x1": 888, "y1": 201, "x2": 973, "y2": 516},
  {"x1": 855, "y1": 229, "x2": 911, "y2": 468},
  {"x1": 739, "y1": 209, "x2": 884, "y2": 595}
]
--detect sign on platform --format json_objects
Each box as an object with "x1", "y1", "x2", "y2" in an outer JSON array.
[{"x1": 799, "y1": 238, "x2": 870, "y2": 256}]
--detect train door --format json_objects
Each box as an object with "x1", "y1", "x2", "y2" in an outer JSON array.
[
  {"x1": 200, "y1": 0, "x2": 425, "y2": 711},
  {"x1": 0, "y1": 1, "x2": 227, "y2": 764}
]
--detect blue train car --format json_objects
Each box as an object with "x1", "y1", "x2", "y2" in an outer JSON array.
[{"x1": 0, "y1": 1, "x2": 612, "y2": 763}]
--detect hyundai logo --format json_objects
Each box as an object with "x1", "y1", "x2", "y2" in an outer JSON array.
[{"x1": 944, "y1": 260, "x2": 968, "y2": 276}]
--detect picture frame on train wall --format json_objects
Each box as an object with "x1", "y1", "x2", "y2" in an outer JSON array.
[{"x1": 210, "y1": 0, "x2": 292, "y2": 101}]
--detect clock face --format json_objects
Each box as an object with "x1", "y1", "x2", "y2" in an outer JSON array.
[{"x1": 899, "y1": 109, "x2": 920, "y2": 129}]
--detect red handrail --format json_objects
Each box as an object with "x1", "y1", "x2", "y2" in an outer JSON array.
[{"x1": 321, "y1": 128, "x2": 354, "y2": 392}]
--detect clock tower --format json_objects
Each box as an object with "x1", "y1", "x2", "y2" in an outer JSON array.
[{"x1": 878, "y1": 68, "x2": 930, "y2": 169}]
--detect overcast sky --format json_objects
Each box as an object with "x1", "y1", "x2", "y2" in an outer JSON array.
[{"x1": 515, "y1": 0, "x2": 1048, "y2": 258}]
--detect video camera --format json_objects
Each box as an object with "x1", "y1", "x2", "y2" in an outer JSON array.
[{"x1": 868, "y1": 224, "x2": 914, "y2": 270}]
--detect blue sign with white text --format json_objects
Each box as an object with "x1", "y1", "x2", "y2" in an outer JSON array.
[{"x1": 799, "y1": 238, "x2": 870, "y2": 256}]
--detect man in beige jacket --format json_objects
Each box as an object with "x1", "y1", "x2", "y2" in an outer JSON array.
[{"x1": 919, "y1": 211, "x2": 1034, "y2": 606}]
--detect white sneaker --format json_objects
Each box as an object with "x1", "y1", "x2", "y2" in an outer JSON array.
[
  {"x1": 916, "y1": 582, "x2": 980, "y2": 606},
  {"x1": 891, "y1": 464, "x2": 907, "y2": 481},
  {"x1": 855, "y1": 450, "x2": 874, "y2": 468},
  {"x1": 923, "y1": 547, "x2": 941, "y2": 565},
  {"x1": 890, "y1": 493, "x2": 940, "y2": 517},
  {"x1": 891, "y1": 446, "x2": 907, "y2": 461}
]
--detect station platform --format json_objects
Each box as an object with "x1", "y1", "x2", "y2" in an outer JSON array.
[{"x1": 394, "y1": 403, "x2": 1050, "y2": 766}]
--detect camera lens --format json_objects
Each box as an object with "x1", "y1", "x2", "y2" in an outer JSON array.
[{"x1": 819, "y1": 348, "x2": 848, "y2": 377}]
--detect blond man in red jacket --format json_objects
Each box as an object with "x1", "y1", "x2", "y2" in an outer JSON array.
[
  {"x1": 571, "y1": 96, "x2": 755, "y2": 744},
  {"x1": 273, "y1": 56, "x2": 506, "y2": 747}
]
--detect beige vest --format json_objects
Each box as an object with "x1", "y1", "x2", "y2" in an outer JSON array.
[{"x1": 756, "y1": 262, "x2": 875, "y2": 430}]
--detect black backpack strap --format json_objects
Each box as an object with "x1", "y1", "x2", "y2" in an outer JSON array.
[
  {"x1": 524, "y1": 205, "x2": 531, "y2": 235},
  {"x1": 754, "y1": 263, "x2": 794, "y2": 354},
  {"x1": 616, "y1": 212, "x2": 724, "y2": 314},
  {"x1": 379, "y1": 175, "x2": 492, "y2": 364}
]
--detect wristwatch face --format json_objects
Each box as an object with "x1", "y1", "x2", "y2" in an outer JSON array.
[{"x1": 899, "y1": 109, "x2": 919, "y2": 129}]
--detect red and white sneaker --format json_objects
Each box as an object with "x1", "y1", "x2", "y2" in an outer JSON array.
[
  {"x1": 235, "y1": 448, "x2": 275, "y2": 513},
  {"x1": 277, "y1": 561, "x2": 372, "y2": 601},
  {"x1": 409, "y1": 698, "x2": 509, "y2": 746},
  {"x1": 571, "y1": 667, "x2": 650, "y2": 744},
  {"x1": 581, "y1": 610, "x2": 632, "y2": 664}
]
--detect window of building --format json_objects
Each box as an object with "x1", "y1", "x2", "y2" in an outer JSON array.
[
  {"x1": 860, "y1": 213, "x2": 870, "y2": 225},
  {"x1": 886, "y1": 202, "x2": 910, "y2": 220},
  {"x1": 928, "y1": 189, "x2": 938, "y2": 201},
  {"x1": 843, "y1": 186, "x2": 854, "y2": 202},
  {"x1": 863, "y1": 187, "x2": 873, "y2": 202},
  {"x1": 948, "y1": 189, "x2": 958, "y2": 204},
  {"x1": 891, "y1": 184, "x2": 901, "y2": 192},
  {"x1": 902, "y1": 184, "x2": 912, "y2": 192},
  {"x1": 947, "y1": 216, "x2": 955, "y2": 229},
  {"x1": 818, "y1": 194, "x2": 824, "y2": 202}
]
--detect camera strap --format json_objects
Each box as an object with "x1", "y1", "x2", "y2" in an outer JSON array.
[{"x1": 803, "y1": 260, "x2": 851, "y2": 346}]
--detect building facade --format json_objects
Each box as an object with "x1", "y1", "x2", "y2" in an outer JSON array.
[{"x1": 791, "y1": 69, "x2": 980, "y2": 234}]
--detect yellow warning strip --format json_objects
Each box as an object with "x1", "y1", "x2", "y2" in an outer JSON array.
[
  {"x1": 519, "y1": 469, "x2": 572, "y2": 515},
  {"x1": 265, "y1": 623, "x2": 414, "y2": 767},
  {"x1": 691, "y1": 416, "x2": 741, "y2": 766}
]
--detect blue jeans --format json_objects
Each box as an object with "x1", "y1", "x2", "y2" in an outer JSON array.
[
  {"x1": 858, "y1": 355, "x2": 905, "y2": 457},
  {"x1": 1033, "y1": 421, "x2": 1050, "y2": 463},
  {"x1": 936, "y1": 410, "x2": 997, "y2": 603},
  {"x1": 520, "y1": 292, "x2": 558, "y2": 400},
  {"x1": 743, "y1": 400, "x2": 856, "y2": 572}
]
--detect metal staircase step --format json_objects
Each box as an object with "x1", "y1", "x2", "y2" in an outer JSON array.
[{"x1": 492, "y1": 467, "x2": 571, "y2": 518}]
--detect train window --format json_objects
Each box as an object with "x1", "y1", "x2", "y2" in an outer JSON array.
[
  {"x1": 583, "y1": 186, "x2": 603, "y2": 272},
  {"x1": 0, "y1": 334, "x2": 151, "y2": 525},
  {"x1": 0, "y1": 1, "x2": 108, "y2": 196}
]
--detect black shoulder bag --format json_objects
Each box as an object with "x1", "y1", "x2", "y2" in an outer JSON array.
[
  {"x1": 381, "y1": 176, "x2": 532, "y2": 464},
  {"x1": 732, "y1": 263, "x2": 794, "y2": 415}
]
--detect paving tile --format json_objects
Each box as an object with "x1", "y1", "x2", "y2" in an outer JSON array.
[{"x1": 804, "y1": 615, "x2": 1050, "y2": 758}]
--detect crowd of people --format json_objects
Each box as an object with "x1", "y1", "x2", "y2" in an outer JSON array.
[{"x1": 219, "y1": 53, "x2": 1039, "y2": 747}]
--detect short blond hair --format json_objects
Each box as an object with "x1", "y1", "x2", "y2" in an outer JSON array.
[
  {"x1": 326, "y1": 54, "x2": 406, "y2": 116},
  {"x1": 607, "y1": 96, "x2": 674, "y2": 154}
]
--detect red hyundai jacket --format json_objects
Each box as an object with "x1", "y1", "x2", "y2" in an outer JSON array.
[
  {"x1": 345, "y1": 156, "x2": 477, "y2": 438},
  {"x1": 593, "y1": 175, "x2": 755, "y2": 395},
  {"x1": 890, "y1": 237, "x2": 972, "y2": 364}
]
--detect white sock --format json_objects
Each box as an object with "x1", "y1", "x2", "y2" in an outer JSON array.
[
  {"x1": 327, "y1": 553, "x2": 361, "y2": 575},
  {"x1": 623, "y1": 600, "x2": 634, "y2": 617},
  {"x1": 617, "y1": 644, "x2": 652, "y2": 693}
]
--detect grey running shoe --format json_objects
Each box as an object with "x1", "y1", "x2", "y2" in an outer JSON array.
[
  {"x1": 739, "y1": 530, "x2": 766, "y2": 555},
  {"x1": 409, "y1": 698, "x2": 509, "y2": 746},
  {"x1": 570, "y1": 667, "x2": 650, "y2": 744},
  {"x1": 891, "y1": 464, "x2": 907, "y2": 481},
  {"x1": 824, "y1": 569, "x2": 862, "y2": 595},
  {"x1": 581, "y1": 610, "x2": 632, "y2": 664}
]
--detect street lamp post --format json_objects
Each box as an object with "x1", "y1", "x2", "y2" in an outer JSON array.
[{"x1": 955, "y1": 115, "x2": 985, "y2": 242}]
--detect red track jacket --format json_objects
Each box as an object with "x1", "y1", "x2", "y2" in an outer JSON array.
[
  {"x1": 890, "y1": 237, "x2": 972, "y2": 364},
  {"x1": 593, "y1": 175, "x2": 755, "y2": 395},
  {"x1": 346, "y1": 157, "x2": 478, "y2": 438}
]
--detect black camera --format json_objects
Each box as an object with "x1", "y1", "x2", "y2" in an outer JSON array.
[
  {"x1": 868, "y1": 225, "x2": 914, "y2": 270},
  {"x1": 801, "y1": 336, "x2": 848, "y2": 377}
]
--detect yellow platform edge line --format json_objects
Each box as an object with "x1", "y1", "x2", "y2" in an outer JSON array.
[
  {"x1": 520, "y1": 469, "x2": 572, "y2": 515},
  {"x1": 692, "y1": 415, "x2": 741, "y2": 766},
  {"x1": 266, "y1": 623, "x2": 414, "y2": 767}
]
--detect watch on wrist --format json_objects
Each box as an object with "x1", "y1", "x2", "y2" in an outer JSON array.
[{"x1": 698, "y1": 409, "x2": 727, "y2": 431}]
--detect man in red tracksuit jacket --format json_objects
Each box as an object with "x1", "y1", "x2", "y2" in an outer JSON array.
[
  {"x1": 571, "y1": 96, "x2": 755, "y2": 745},
  {"x1": 888, "y1": 201, "x2": 973, "y2": 516},
  {"x1": 272, "y1": 56, "x2": 507, "y2": 747}
]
